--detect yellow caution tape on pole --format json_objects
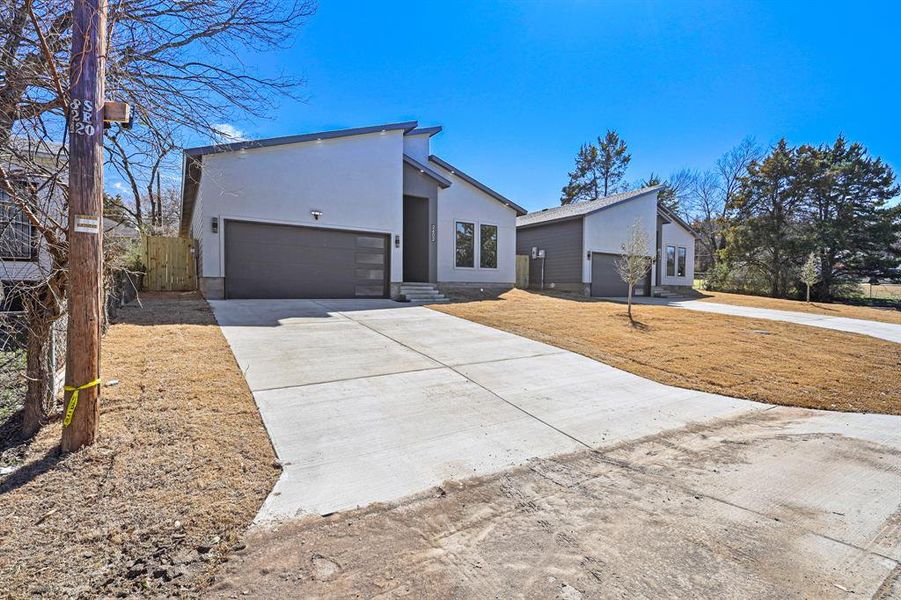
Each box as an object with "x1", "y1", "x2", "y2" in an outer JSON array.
[{"x1": 62, "y1": 378, "x2": 102, "y2": 428}]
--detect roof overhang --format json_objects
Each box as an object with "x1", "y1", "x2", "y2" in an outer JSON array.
[
  {"x1": 405, "y1": 126, "x2": 443, "y2": 137},
  {"x1": 184, "y1": 121, "x2": 418, "y2": 157},
  {"x1": 428, "y1": 155, "x2": 527, "y2": 216},
  {"x1": 657, "y1": 204, "x2": 698, "y2": 237},
  {"x1": 179, "y1": 154, "x2": 203, "y2": 237},
  {"x1": 516, "y1": 186, "x2": 663, "y2": 229},
  {"x1": 403, "y1": 154, "x2": 451, "y2": 188},
  {"x1": 516, "y1": 213, "x2": 584, "y2": 230}
]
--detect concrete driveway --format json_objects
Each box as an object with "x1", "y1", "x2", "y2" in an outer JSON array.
[
  {"x1": 212, "y1": 299, "x2": 762, "y2": 520},
  {"x1": 624, "y1": 296, "x2": 901, "y2": 343},
  {"x1": 212, "y1": 299, "x2": 900, "y2": 509},
  {"x1": 210, "y1": 298, "x2": 900, "y2": 598}
]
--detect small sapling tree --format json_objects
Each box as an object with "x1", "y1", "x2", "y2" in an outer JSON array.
[
  {"x1": 615, "y1": 218, "x2": 653, "y2": 324},
  {"x1": 800, "y1": 252, "x2": 820, "y2": 302}
]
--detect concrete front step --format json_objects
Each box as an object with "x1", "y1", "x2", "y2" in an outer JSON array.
[
  {"x1": 404, "y1": 294, "x2": 448, "y2": 301},
  {"x1": 399, "y1": 282, "x2": 448, "y2": 303}
]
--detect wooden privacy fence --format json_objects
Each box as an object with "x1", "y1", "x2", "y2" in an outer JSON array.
[
  {"x1": 515, "y1": 255, "x2": 530, "y2": 289},
  {"x1": 142, "y1": 235, "x2": 197, "y2": 291}
]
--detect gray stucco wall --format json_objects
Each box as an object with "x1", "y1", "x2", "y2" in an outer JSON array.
[
  {"x1": 402, "y1": 163, "x2": 439, "y2": 282},
  {"x1": 516, "y1": 218, "x2": 584, "y2": 287}
]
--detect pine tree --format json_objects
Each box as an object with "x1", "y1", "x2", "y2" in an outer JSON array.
[
  {"x1": 598, "y1": 130, "x2": 631, "y2": 196},
  {"x1": 797, "y1": 135, "x2": 900, "y2": 299},
  {"x1": 724, "y1": 139, "x2": 806, "y2": 298},
  {"x1": 560, "y1": 130, "x2": 631, "y2": 204},
  {"x1": 560, "y1": 143, "x2": 601, "y2": 205}
]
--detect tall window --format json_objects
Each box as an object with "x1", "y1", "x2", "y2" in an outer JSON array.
[
  {"x1": 0, "y1": 190, "x2": 35, "y2": 260},
  {"x1": 666, "y1": 245, "x2": 675, "y2": 277},
  {"x1": 480, "y1": 224, "x2": 498, "y2": 269},
  {"x1": 455, "y1": 221, "x2": 474, "y2": 268},
  {"x1": 677, "y1": 247, "x2": 686, "y2": 277}
]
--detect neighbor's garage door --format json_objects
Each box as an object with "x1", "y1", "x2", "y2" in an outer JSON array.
[
  {"x1": 224, "y1": 221, "x2": 389, "y2": 299},
  {"x1": 590, "y1": 252, "x2": 649, "y2": 297}
]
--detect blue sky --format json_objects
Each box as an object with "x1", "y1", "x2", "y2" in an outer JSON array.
[{"x1": 212, "y1": 1, "x2": 900, "y2": 212}]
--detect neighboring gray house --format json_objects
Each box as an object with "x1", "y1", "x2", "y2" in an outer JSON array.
[
  {"x1": 180, "y1": 121, "x2": 526, "y2": 301},
  {"x1": 516, "y1": 186, "x2": 697, "y2": 297}
]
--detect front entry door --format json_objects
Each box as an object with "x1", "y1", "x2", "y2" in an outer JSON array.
[{"x1": 403, "y1": 195, "x2": 429, "y2": 282}]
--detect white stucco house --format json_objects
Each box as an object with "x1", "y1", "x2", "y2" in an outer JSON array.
[
  {"x1": 516, "y1": 186, "x2": 696, "y2": 296},
  {"x1": 180, "y1": 121, "x2": 526, "y2": 300}
]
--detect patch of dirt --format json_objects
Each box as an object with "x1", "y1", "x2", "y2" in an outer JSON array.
[
  {"x1": 698, "y1": 290, "x2": 901, "y2": 325},
  {"x1": 206, "y1": 408, "x2": 900, "y2": 599},
  {"x1": 431, "y1": 289, "x2": 901, "y2": 415},
  {"x1": 0, "y1": 293, "x2": 278, "y2": 599}
]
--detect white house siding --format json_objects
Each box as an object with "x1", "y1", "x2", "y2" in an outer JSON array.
[
  {"x1": 0, "y1": 259, "x2": 44, "y2": 282},
  {"x1": 659, "y1": 221, "x2": 695, "y2": 286},
  {"x1": 581, "y1": 190, "x2": 659, "y2": 285},
  {"x1": 191, "y1": 130, "x2": 406, "y2": 283},
  {"x1": 1, "y1": 152, "x2": 63, "y2": 285},
  {"x1": 433, "y1": 169, "x2": 518, "y2": 286}
]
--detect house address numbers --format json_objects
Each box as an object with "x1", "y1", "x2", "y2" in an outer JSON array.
[{"x1": 70, "y1": 98, "x2": 96, "y2": 136}]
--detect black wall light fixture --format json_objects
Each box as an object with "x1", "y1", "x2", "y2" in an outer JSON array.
[{"x1": 211, "y1": 217, "x2": 218, "y2": 233}]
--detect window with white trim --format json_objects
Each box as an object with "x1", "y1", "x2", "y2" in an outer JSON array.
[
  {"x1": 455, "y1": 221, "x2": 474, "y2": 268},
  {"x1": 666, "y1": 245, "x2": 675, "y2": 277},
  {"x1": 479, "y1": 224, "x2": 498, "y2": 269},
  {"x1": 677, "y1": 247, "x2": 686, "y2": 277},
  {"x1": 0, "y1": 189, "x2": 36, "y2": 260}
]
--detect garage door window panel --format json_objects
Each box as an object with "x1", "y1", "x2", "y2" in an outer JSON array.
[
  {"x1": 480, "y1": 224, "x2": 498, "y2": 269},
  {"x1": 455, "y1": 221, "x2": 475, "y2": 268}
]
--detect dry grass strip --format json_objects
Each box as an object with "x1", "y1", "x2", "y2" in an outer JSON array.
[
  {"x1": 0, "y1": 293, "x2": 278, "y2": 598},
  {"x1": 432, "y1": 289, "x2": 901, "y2": 415},
  {"x1": 697, "y1": 290, "x2": 901, "y2": 325}
]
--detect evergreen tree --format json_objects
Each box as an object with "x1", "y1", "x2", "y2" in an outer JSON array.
[
  {"x1": 724, "y1": 139, "x2": 807, "y2": 297},
  {"x1": 560, "y1": 143, "x2": 601, "y2": 205},
  {"x1": 560, "y1": 130, "x2": 631, "y2": 204},
  {"x1": 597, "y1": 130, "x2": 631, "y2": 196},
  {"x1": 797, "y1": 135, "x2": 900, "y2": 298}
]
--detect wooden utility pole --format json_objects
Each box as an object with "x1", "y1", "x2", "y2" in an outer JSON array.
[{"x1": 61, "y1": 0, "x2": 107, "y2": 452}]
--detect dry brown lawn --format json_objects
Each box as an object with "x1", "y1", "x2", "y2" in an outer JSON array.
[
  {"x1": 697, "y1": 290, "x2": 901, "y2": 324},
  {"x1": 432, "y1": 289, "x2": 901, "y2": 415},
  {"x1": 0, "y1": 293, "x2": 278, "y2": 599}
]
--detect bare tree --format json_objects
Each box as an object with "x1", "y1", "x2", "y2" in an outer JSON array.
[
  {"x1": 615, "y1": 218, "x2": 653, "y2": 324},
  {"x1": 0, "y1": 138, "x2": 69, "y2": 438},
  {"x1": 105, "y1": 125, "x2": 178, "y2": 230},
  {"x1": 1, "y1": 0, "x2": 316, "y2": 440},
  {"x1": 685, "y1": 137, "x2": 762, "y2": 271}
]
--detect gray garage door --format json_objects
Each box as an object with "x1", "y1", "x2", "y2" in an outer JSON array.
[
  {"x1": 224, "y1": 221, "x2": 389, "y2": 299},
  {"x1": 590, "y1": 252, "x2": 650, "y2": 297}
]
